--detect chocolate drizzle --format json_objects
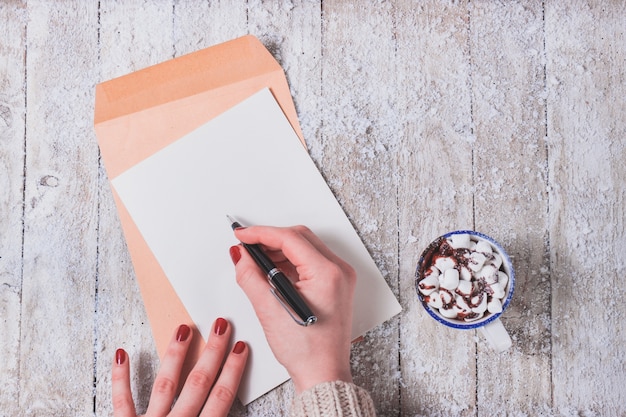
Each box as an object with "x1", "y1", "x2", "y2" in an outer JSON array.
[{"x1": 417, "y1": 235, "x2": 508, "y2": 323}]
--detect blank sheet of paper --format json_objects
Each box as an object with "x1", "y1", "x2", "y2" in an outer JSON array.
[{"x1": 112, "y1": 88, "x2": 401, "y2": 404}]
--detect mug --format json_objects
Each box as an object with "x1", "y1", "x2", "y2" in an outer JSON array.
[{"x1": 415, "y1": 230, "x2": 515, "y2": 352}]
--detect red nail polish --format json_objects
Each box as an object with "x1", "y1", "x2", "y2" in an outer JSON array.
[
  {"x1": 214, "y1": 317, "x2": 228, "y2": 335},
  {"x1": 233, "y1": 341, "x2": 246, "y2": 354},
  {"x1": 176, "y1": 324, "x2": 191, "y2": 342},
  {"x1": 229, "y1": 245, "x2": 241, "y2": 265},
  {"x1": 115, "y1": 348, "x2": 126, "y2": 365}
]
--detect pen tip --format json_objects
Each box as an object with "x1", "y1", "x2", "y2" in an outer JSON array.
[{"x1": 226, "y1": 214, "x2": 236, "y2": 224}]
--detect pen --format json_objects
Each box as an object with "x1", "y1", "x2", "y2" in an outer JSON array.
[{"x1": 227, "y1": 215, "x2": 317, "y2": 326}]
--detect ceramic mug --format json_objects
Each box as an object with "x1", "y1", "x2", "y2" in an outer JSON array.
[{"x1": 415, "y1": 230, "x2": 515, "y2": 352}]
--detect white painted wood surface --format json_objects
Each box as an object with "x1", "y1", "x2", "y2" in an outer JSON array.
[{"x1": 1, "y1": 1, "x2": 624, "y2": 416}]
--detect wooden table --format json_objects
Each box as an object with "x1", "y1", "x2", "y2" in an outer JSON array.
[{"x1": 1, "y1": 1, "x2": 624, "y2": 416}]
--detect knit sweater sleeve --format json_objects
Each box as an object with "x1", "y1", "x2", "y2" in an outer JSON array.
[{"x1": 290, "y1": 381, "x2": 377, "y2": 417}]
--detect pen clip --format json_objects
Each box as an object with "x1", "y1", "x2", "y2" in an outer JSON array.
[{"x1": 269, "y1": 288, "x2": 317, "y2": 326}]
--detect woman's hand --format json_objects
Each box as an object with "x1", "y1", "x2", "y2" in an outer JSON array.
[
  {"x1": 112, "y1": 318, "x2": 248, "y2": 417},
  {"x1": 229, "y1": 225, "x2": 356, "y2": 394}
]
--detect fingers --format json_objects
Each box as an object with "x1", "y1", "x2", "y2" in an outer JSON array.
[
  {"x1": 114, "y1": 321, "x2": 248, "y2": 417},
  {"x1": 231, "y1": 225, "x2": 357, "y2": 326},
  {"x1": 234, "y1": 225, "x2": 336, "y2": 270},
  {"x1": 172, "y1": 318, "x2": 243, "y2": 417},
  {"x1": 199, "y1": 341, "x2": 248, "y2": 417},
  {"x1": 234, "y1": 225, "x2": 356, "y2": 290},
  {"x1": 144, "y1": 324, "x2": 193, "y2": 416},
  {"x1": 111, "y1": 348, "x2": 136, "y2": 417},
  {"x1": 230, "y1": 244, "x2": 286, "y2": 322}
]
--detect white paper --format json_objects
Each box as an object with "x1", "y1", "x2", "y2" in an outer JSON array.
[{"x1": 112, "y1": 88, "x2": 401, "y2": 404}]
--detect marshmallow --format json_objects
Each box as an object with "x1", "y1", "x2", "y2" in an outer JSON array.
[
  {"x1": 471, "y1": 293, "x2": 488, "y2": 314},
  {"x1": 440, "y1": 268, "x2": 460, "y2": 290},
  {"x1": 439, "y1": 289, "x2": 454, "y2": 305},
  {"x1": 424, "y1": 265, "x2": 440, "y2": 279},
  {"x1": 475, "y1": 240, "x2": 493, "y2": 254},
  {"x1": 434, "y1": 256, "x2": 456, "y2": 272},
  {"x1": 498, "y1": 270, "x2": 509, "y2": 287},
  {"x1": 490, "y1": 252, "x2": 503, "y2": 269},
  {"x1": 468, "y1": 252, "x2": 487, "y2": 272},
  {"x1": 426, "y1": 292, "x2": 443, "y2": 309},
  {"x1": 455, "y1": 295, "x2": 471, "y2": 311},
  {"x1": 487, "y1": 297, "x2": 503, "y2": 314},
  {"x1": 490, "y1": 282, "x2": 506, "y2": 299},
  {"x1": 460, "y1": 266, "x2": 472, "y2": 281},
  {"x1": 449, "y1": 233, "x2": 471, "y2": 249},
  {"x1": 476, "y1": 264, "x2": 498, "y2": 284},
  {"x1": 456, "y1": 279, "x2": 472, "y2": 296},
  {"x1": 418, "y1": 274, "x2": 439, "y2": 295},
  {"x1": 440, "y1": 307, "x2": 458, "y2": 318}
]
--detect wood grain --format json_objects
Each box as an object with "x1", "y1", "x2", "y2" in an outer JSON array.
[
  {"x1": 320, "y1": 2, "x2": 402, "y2": 415},
  {"x1": 470, "y1": 1, "x2": 552, "y2": 414},
  {"x1": 95, "y1": 1, "x2": 177, "y2": 415},
  {"x1": 18, "y1": 1, "x2": 100, "y2": 414},
  {"x1": 0, "y1": 1, "x2": 26, "y2": 415},
  {"x1": 547, "y1": 1, "x2": 626, "y2": 415},
  {"x1": 0, "y1": 1, "x2": 624, "y2": 416},
  {"x1": 395, "y1": 2, "x2": 477, "y2": 416}
]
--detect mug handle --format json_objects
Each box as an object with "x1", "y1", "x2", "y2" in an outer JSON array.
[{"x1": 478, "y1": 318, "x2": 512, "y2": 352}]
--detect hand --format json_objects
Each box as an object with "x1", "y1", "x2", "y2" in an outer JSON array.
[
  {"x1": 229, "y1": 225, "x2": 356, "y2": 393},
  {"x1": 112, "y1": 319, "x2": 248, "y2": 417}
]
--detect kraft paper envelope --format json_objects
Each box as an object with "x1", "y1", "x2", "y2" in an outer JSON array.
[
  {"x1": 94, "y1": 35, "x2": 303, "y2": 381},
  {"x1": 95, "y1": 36, "x2": 401, "y2": 404}
]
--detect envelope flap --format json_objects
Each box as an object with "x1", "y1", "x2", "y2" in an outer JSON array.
[
  {"x1": 94, "y1": 35, "x2": 303, "y2": 179},
  {"x1": 94, "y1": 35, "x2": 281, "y2": 124}
]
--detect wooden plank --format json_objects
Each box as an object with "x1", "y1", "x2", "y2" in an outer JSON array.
[
  {"x1": 173, "y1": 0, "x2": 247, "y2": 57},
  {"x1": 18, "y1": 1, "x2": 100, "y2": 414},
  {"x1": 98, "y1": 0, "x2": 174, "y2": 77},
  {"x1": 395, "y1": 1, "x2": 476, "y2": 416},
  {"x1": 248, "y1": 0, "x2": 323, "y2": 158},
  {"x1": 0, "y1": 1, "x2": 26, "y2": 414},
  {"x1": 94, "y1": 1, "x2": 176, "y2": 415},
  {"x1": 469, "y1": 1, "x2": 552, "y2": 415},
  {"x1": 546, "y1": 1, "x2": 626, "y2": 415},
  {"x1": 320, "y1": 2, "x2": 401, "y2": 415}
]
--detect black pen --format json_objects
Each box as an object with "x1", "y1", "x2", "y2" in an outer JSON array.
[{"x1": 227, "y1": 215, "x2": 317, "y2": 326}]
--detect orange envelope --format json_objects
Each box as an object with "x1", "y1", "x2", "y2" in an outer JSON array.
[{"x1": 94, "y1": 35, "x2": 304, "y2": 371}]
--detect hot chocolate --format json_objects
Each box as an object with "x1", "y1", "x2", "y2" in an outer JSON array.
[{"x1": 417, "y1": 233, "x2": 511, "y2": 323}]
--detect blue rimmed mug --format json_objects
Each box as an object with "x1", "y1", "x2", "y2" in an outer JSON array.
[{"x1": 415, "y1": 230, "x2": 515, "y2": 352}]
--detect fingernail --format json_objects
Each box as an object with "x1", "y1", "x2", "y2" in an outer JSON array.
[
  {"x1": 229, "y1": 245, "x2": 241, "y2": 265},
  {"x1": 176, "y1": 324, "x2": 191, "y2": 342},
  {"x1": 115, "y1": 348, "x2": 126, "y2": 365},
  {"x1": 232, "y1": 341, "x2": 246, "y2": 354},
  {"x1": 214, "y1": 317, "x2": 228, "y2": 335}
]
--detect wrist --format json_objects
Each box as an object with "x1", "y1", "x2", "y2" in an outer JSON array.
[{"x1": 292, "y1": 366, "x2": 353, "y2": 394}]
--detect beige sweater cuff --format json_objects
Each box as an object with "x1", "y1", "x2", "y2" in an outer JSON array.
[{"x1": 291, "y1": 381, "x2": 377, "y2": 417}]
